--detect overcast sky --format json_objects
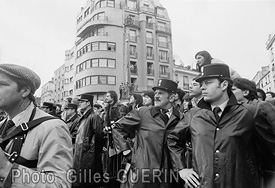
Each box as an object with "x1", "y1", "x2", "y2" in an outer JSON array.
[{"x1": 0, "y1": 0, "x2": 275, "y2": 96}]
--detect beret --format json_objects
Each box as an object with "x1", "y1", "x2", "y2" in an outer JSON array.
[{"x1": 0, "y1": 64, "x2": 41, "y2": 94}]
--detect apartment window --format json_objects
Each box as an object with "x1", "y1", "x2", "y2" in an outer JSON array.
[
  {"x1": 147, "y1": 62, "x2": 154, "y2": 75},
  {"x1": 175, "y1": 74, "x2": 178, "y2": 83},
  {"x1": 108, "y1": 59, "x2": 115, "y2": 68},
  {"x1": 107, "y1": 43, "x2": 116, "y2": 51},
  {"x1": 77, "y1": 42, "x2": 116, "y2": 58},
  {"x1": 69, "y1": 90, "x2": 73, "y2": 95},
  {"x1": 70, "y1": 77, "x2": 73, "y2": 83},
  {"x1": 146, "y1": 31, "x2": 153, "y2": 44},
  {"x1": 99, "y1": 42, "x2": 107, "y2": 50},
  {"x1": 146, "y1": 46, "x2": 153, "y2": 58},
  {"x1": 93, "y1": 12, "x2": 105, "y2": 21},
  {"x1": 156, "y1": 8, "x2": 164, "y2": 16},
  {"x1": 158, "y1": 35, "x2": 168, "y2": 47},
  {"x1": 92, "y1": 42, "x2": 99, "y2": 51},
  {"x1": 129, "y1": 30, "x2": 137, "y2": 42},
  {"x1": 65, "y1": 66, "x2": 69, "y2": 72},
  {"x1": 183, "y1": 76, "x2": 189, "y2": 90},
  {"x1": 70, "y1": 65, "x2": 73, "y2": 70},
  {"x1": 86, "y1": 77, "x2": 91, "y2": 85},
  {"x1": 127, "y1": 0, "x2": 137, "y2": 10},
  {"x1": 159, "y1": 50, "x2": 168, "y2": 61},
  {"x1": 99, "y1": 59, "x2": 108, "y2": 67},
  {"x1": 130, "y1": 61, "x2": 137, "y2": 74},
  {"x1": 91, "y1": 76, "x2": 98, "y2": 85},
  {"x1": 84, "y1": 7, "x2": 90, "y2": 18},
  {"x1": 92, "y1": 27, "x2": 105, "y2": 36},
  {"x1": 107, "y1": 0, "x2": 115, "y2": 7},
  {"x1": 160, "y1": 65, "x2": 169, "y2": 75},
  {"x1": 92, "y1": 59, "x2": 99, "y2": 67},
  {"x1": 130, "y1": 45, "x2": 136, "y2": 56},
  {"x1": 146, "y1": 16, "x2": 152, "y2": 23},
  {"x1": 100, "y1": 0, "x2": 107, "y2": 7}
]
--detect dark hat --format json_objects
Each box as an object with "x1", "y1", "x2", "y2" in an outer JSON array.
[
  {"x1": 152, "y1": 79, "x2": 178, "y2": 93},
  {"x1": 143, "y1": 91, "x2": 155, "y2": 101},
  {"x1": 196, "y1": 63, "x2": 231, "y2": 82},
  {"x1": 0, "y1": 64, "x2": 41, "y2": 93},
  {"x1": 41, "y1": 102, "x2": 54, "y2": 109},
  {"x1": 65, "y1": 103, "x2": 78, "y2": 110},
  {"x1": 78, "y1": 94, "x2": 94, "y2": 104}
]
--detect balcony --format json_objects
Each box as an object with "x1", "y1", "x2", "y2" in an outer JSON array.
[
  {"x1": 77, "y1": 16, "x2": 109, "y2": 37},
  {"x1": 146, "y1": 53, "x2": 154, "y2": 60},
  {"x1": 147, "y1": 69, "x2": 154, "y2": 76},
  {"x1": 159, "y1": 56, "x2": 169, "y2": 62},
  {"x1": 124, "y1": 18, "x2": 140, "y2": 29},
  {"x1": 130, "y1": 51, "x2": 137, "y2": 58},
  {"x1": 156, "y1": 25, "x2": 171, "y2": 35},
  {"x1": 140, "y1": 6, "x2": 155, "y2": 13},
  {"x1": 75, "y1": 32, "x2": 109, "y2": 46},
  {"x1": 159, "y1": 71, "x2": 170, "y2": 78},
  {"x1": 129, "y1": 36, "x2": 137, "y2": 42},
  {"x1": 146, "y1": 37, "x2": 153, "y2": 44},
  {"x1": 146, "y1": 22, "x2": 154, "y2": 29},
  {"x1": 125, "y1": 6, "x2": 138, "y2": 12},
  {"x1": 158, "y1": 41, "x2": 168, "y2": 48}
]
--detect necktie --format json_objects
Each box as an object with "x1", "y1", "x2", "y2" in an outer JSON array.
[
  {"x1": 160, "y1": 109, "x2": 169, "y2": 124},
  {"x1": 213, "y1": 107, "x2": 221, "y2": 122},
  {"x1": 1, "y1": 120, "x2": 15, "y2": 137}
]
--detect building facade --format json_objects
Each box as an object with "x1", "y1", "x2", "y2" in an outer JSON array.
[
  {"x1": 252, "y1": 28, "x2": 275, "y2": 92},
  {"x1": 40, "y1": 78, "x2": 55, "y2": 104},
  {"x1": 74, "y1": 0, "x2": 173, "y2": 101},
  {"x1": 54, "y1": 64, "x2": 65, "y2": 103},
  {"x1": 266, "y1": 29, "x2": 275, "y2": 91},
  {"x1": 173, "y1": 64, "x2": 200, "y2": 92}
]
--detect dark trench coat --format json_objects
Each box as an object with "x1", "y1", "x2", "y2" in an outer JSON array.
[
  {"x1": 168, "y1": 94, "x2": 275, "y2": 188},
  {"x1": 112, "y1": 106, "x2": 184, "y2": 188}
]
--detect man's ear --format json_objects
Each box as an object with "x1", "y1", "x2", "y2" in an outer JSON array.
[
  {"x1": 169, "y1": 93, "x2": 176, "y2": 102},
  {"x1": 221, "y1": 80, "x2": 229, "y2": 91},
  {"x1": 21, "y1": 86, "x2": 31, "y2": 98},
  {"x1": 243, "y1": 90, "x2": 250, "y2": 97}
]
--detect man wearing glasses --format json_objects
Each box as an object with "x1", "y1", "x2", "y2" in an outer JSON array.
[{"x1": 72, "y1": 94, "x2": 104, "y2": 188}]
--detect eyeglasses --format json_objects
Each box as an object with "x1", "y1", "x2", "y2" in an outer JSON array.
[{"x1": 79, "y1": 100, "x2": 88, "y2": 103}]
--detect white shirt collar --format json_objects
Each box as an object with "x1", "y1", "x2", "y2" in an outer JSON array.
[
  {"x1": 211, "y1": 99, "x2": 229, "y2": 113},
  {"x1": 11, "y1": 103, "x2": 34, "y2": 127}
]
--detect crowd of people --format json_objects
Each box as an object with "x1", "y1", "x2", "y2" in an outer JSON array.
[{"x1": 0, "y1": 50, "x2": 274, "y2": 188}]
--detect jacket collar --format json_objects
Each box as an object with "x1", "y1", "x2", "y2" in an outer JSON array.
[
  {"x1": 198, "y1": 91, "x2": 238, "y2": 110},
  {"x1": 151, "y1": 106, "x2": 180, "y2": 119}
]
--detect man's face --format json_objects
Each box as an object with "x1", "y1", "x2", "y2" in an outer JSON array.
[
  {"x1": 105, "y1": 93, "x2": 113, "y2": 103},
  {"x1": 66, "y1": 108, "x2": 74, "y2": 116},
  {"x1": 257, "y1": 92, "x2": 264, "y2": 101},
  {"x1": 201, "y1": 78, "x2": 226, "y2": 104},
  {"x1": 79, "y1": 100, "x2": 89, "y2": 111},
  {"x1": 41, "y1": 107, "x2": 50, "y2": 113},
  {"x1": 0, "y1": 73, "x2": 25, "y2": 111},
  {"x1": 266, "y1": 93, "x2": 273, "y2": 101},
  {"x1": 231, "y1": 85, "x2": 246, "y2": 102},
  {"x1": 154, "y1": 89, "x2": 174, "y2": 109},
  {"x1": 190, "y1": 80, "x2": 202, "y2": 97},
  {"x1": 143, "y1": 95, "x2": 153, "y2": 106}
]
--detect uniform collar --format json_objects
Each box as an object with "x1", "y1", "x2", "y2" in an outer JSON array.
[{"x1": 198, "y1": 92, "x2": 238, "y2": 110}]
